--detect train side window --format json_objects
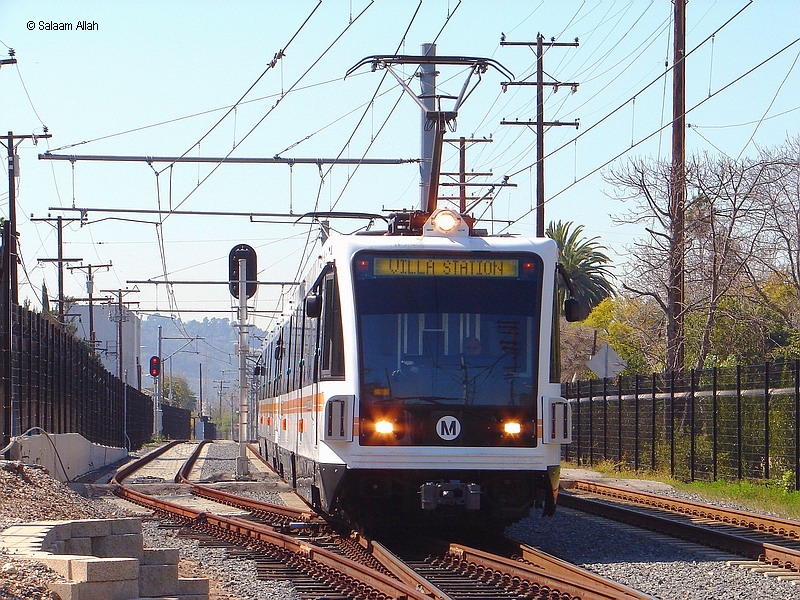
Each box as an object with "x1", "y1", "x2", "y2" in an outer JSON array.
[
  {"x1": 292, "y1": 309, "x2": 304, "y2": 391},
  {"x1": 321, "y1": 272, "x2": 345, "y2": 379}
]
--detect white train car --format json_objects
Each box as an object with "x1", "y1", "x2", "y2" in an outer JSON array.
[{"x1": 257, "y1": 208, "x2": 576, "y2": 529}]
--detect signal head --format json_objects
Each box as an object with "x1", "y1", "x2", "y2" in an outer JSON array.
[{"x1": 149, "y1": 355, "x2": 161, "y2": 377}]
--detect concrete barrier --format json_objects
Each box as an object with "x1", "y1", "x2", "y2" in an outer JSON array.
[
  {"x1": 0, "y1": 517, "x2": 209, "y2": 600},
  {"x1": 8, "y1": 432, "x2": 127, "y2": 483}
]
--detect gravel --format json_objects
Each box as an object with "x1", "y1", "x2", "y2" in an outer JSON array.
[
  {"x1": 507, "y1": 506, "x2": 800, "y2": 599},
  {"x1": 4, "y1": 444, "x2": 800, "y2": 600}
]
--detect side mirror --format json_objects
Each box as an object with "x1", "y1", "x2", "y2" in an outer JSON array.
[
  {"x1": 306, "y1": 294, "x2": 322, "y2": 319},
  {"x1": 564, "y1": 297, "x2": 588, "y2": 322}
]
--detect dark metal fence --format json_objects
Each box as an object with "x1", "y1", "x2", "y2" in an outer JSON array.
[
  {"x1": 562, "y1": 361, "x2": 800, "y2": 491},
  {"x1": 1, "y1": 303, "x2": 154, "y2": 451},
  {"x1": 162, "y1": 404, "x2": 192, "y2": 440}
]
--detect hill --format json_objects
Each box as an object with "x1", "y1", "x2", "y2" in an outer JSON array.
[{"x1": 139, "y1": 314, "x2": 266, "y2": 411}]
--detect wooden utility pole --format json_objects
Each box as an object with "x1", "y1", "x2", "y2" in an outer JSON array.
[
  {"x1": 32, "y1": 216, "x2": 82, "y2": 323},
  {"x1": 668, "y1": 0, "x2": 687, "y2": 372},
  {"x1": 1, "y1": 130, "x2": 51, "y2": 448},
  {"x1": 67, "y1": 262, "x2": 112, "y2": 348},
  {"x1": 100, "y1": 287, "x2": 139, "y2": 382},
  {"x1": 501, "y1": 35, "x2": 579, "y2": 237},
  {"x1": 440, "y1": 137, "x2": 503, "y2": 212},
  {"x1": 3, "y1": 131, "x2": 52, "y2": 304}
]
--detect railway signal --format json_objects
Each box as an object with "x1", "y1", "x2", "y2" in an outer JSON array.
[
  {"x1": 149, "y1": 355, "x2": 161, "y2": 377},
  {"x1": 228, "y1": 244, "x2": 257, "y2": 299}
]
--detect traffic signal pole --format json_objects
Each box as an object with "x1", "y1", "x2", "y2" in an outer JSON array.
[
  {"x1": 155, "y1": 325, "x2": 162, "y2": 438},
  {"x1": 236, "y1": 258, "x2": 249, "y2": 479}
]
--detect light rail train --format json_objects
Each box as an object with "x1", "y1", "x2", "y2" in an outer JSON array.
[{"x1": 256, "y1": 207, "x2": 581, "y2": 530}]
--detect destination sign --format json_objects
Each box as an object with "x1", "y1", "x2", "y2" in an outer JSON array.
[{"x1": 373, "y1": 257, "x2": 519, "y2": 278}]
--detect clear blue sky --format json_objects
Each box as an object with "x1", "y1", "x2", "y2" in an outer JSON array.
[{"x1": 2, "y1": 1, "x2": 798, "y2": 340}]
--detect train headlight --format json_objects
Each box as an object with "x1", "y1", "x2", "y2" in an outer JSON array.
[
  {"x1": 432, "y1": 209, "x2": 459, "y2": 232},
  {"x1": 503, "y1": 421, "x2": 522, "y2": 435},
  {"x1": 424, "y1": 209, "x2": 469, "y2": 237},
  {"x1": 375, "y1": 420, "x2": 394, "y2": 434}
]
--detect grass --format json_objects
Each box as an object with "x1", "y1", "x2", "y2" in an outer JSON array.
[{"x1": 564, "y1": 460, "x2": 800, "y2": 521}]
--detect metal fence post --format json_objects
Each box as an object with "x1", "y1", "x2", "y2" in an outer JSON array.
[
  {"x1": 589, "y1": 379, "x2": 594, "y2": 466},
  {"x1": 670, "y1": 370, "x2": 676, "y2": 479},
  {"x1": 618, "y1": 375, "x2": 623, "y2": 467},
  {"x1": 651, "y1": 372, "x2": 657, "y2": 470},
  {"x1": 764, "y1": 361, "x2": 770, "y2": 481},
  {"x1": 736, "y1": 365, "x2": 742, "y2": 480},
  {"x1": 795, "y1": 359, "x2": 800, "y2": 491},
  {"x1": 603, "y1": 377, "x2": 608, "y2": 461},
  {"x1": 690, "y1": 368, "x2": 696, "y2": 482},
  {"x1": 634, "y1": 375, "x2": 640, "y2": 471},
  {"x1": 712, "y1": 366, "x2": 718, "y2": 482}
]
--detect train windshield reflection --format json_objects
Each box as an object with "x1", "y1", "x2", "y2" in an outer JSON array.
[{"x1": 354, "y1": 252, "x2": 542, "y2": 407}]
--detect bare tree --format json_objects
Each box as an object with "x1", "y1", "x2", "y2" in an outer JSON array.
[
  {"x1": 743, "y1": 137, "x2": 800, "y2": 330},
  {"x1": 606, "y1": 152, "x2": 767, "y2": 371},
  {"x1": 606, "y1": 156, "x2": 694, "y2": 372}
]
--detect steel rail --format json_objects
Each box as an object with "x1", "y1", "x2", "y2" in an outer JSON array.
[
  {"x1": 559, "y1": 491, "x2": 800, "y2": 571},
  {"x1": 112, "y1": 445, "x2": 656, "y2": 598},
  {"x1": 445, "y1": 541, "x2": 655, "y2": 600},
  {"x1": 190, "y1": 484, "x2": 321, "y2": 525},
  {"x1": 110, "y1": 439, "x2": 186, "y2": 484},
  {"x1": 511, "y1": 542, "x2": 657, "y2": 600},
  {"x1": 569, "y1": 479, "x2": 800, "y2": 539},
  {"x1": 355, "y1": 536, "x2": 454, "y2": 600},
  {"x1": 114, "y1": 483, "x2": 432, "y2": 600}
]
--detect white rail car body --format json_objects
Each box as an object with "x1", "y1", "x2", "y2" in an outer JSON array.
[{"x1": 256, "y1": 210, "x2": 572, "y2": 527}]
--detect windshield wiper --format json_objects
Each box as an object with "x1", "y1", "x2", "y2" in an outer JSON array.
[{"x1": 373, "y1": 395, "x2": 464, "y2": 405}]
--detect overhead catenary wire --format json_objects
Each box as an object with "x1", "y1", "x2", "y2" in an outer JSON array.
[
  {"x1": 503, "y1": 1, "x2": 756, "y2": 182},
  {"x1": 498, "y1": 34, "x2": 800, "y2": 233},
  {"x1": 163, "y1": 0, "x2": 377, "y2": 217},
  {"x1": 159, "y1": 1, "x2": 324, "y2": 177}
]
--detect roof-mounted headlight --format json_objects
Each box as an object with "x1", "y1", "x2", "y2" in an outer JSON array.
[{"x1": 424, "y1": 209, "x2": 470, "y2": 237}]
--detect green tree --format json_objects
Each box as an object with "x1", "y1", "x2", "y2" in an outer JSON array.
[
  {"x1": 584, "y1": 295, "x2": 661, "y2": 375},
  {"x1": 546, "y1": 220, "x2": 615, "y2": 311},
  {"x1": 162, "y1": 375, "x2": 197, "y2": 411}
]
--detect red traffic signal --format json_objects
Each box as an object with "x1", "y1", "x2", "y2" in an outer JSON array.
[{"x1": 149, "y1": 355, "x2": 161, "y2": 377}]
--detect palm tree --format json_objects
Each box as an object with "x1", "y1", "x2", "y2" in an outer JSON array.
[{"x1": 546, "y1": 220, "x2": 615, "y2": 311}]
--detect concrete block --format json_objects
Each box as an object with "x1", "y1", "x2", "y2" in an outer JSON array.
[
  {"x1": 48, "y1": 540, "x2": 66, "y2": 554},
  {"x1": 36, "y1": 554, "x2": 109, "y2": 579},
  {"x1": 142, "y1": 547, "x2": 179, "y2": 566},
  {"x1": 111, "y1": 518, "x2": 143, "y2": 535},
  {"x1": 65, "y1": 537, "x2": 93, "y2": 555},
  {"x1": 178, "y1": 577, "x2": 209, "y2": 595},
  {"x1": 47, "y1": 578, "x2": 139, "y2": 600},
  {"x1": 42, "y1": 524, "x2": 70, "y2": 544},
  {"x1": 92, "y1": 533, "x2": 144, "y2": 559},
  {"x1": 71, "y1": 557, "x2": 140, "y2": 583},
  {"x1": 68, "y1": 519, "x2": 113, "y2": 538},
  {"x1": 138, "y1": 563, "x2": 179, "y2": 597}
]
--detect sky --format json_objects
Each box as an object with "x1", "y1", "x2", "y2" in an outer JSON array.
[{"x1": 2, "y1": 0, "x2": 799, "y2": 352}]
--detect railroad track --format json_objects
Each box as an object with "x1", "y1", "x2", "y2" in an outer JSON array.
[
  {"x1": 561, "y1": 478, "x2": 800, "y2": 573},
  {"x1": 110, "y1": 441, "x2": 657, "y2": 599}
]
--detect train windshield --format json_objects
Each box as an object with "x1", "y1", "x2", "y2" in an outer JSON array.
[{"x1": 353, "y1": 251, "x2": 543, "y2": 407}]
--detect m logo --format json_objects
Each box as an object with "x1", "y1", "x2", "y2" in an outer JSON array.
[{"x1": 436, "y1": 416, "x2": 461, "y2": 441}]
